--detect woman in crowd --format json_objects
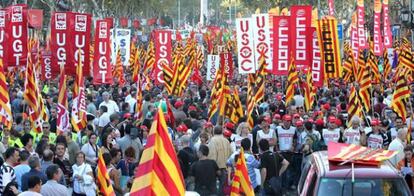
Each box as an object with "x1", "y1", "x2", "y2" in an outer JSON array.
[
  {"x1": 234, "y1": 122, "x2": 253, "y2": 150},
  {"x1": 81, "y1": 133, "x2": 99, "y2": 167},
  {"x1": 72, "y1": 151, "x2": 96, "y2": 196},
  {"x1": 101, "y1": 132, "x2": 114, "y2": 153}
]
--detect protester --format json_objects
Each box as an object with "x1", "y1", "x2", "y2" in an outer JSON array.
[
  {"x1": 81, "y1": 133, "x2": 99, "y2": 167},
  {"x1": 397, "y1": 145, "x2": 414, "y2": 192},
  {"x1": 53, "y1": 142, "x2": 72, "y2": 186},
  {"x1": 21, "y1": 156, "x2": 47, "y2": 192},
  {"x1": 18, "y1": 176, "x2": 42, "y2": 196},
  {"x1": 190, "y1": 145, "x2": 220, "y2": 195},
  {"x1": 72, "y1": 152, "x2": 96, "y2": 196},
  {"x1": 0, "y1": 147, "x2": 19, "y2": 195},
  {"x1": 13, "y1": 150, "x2": 30, "y2": 192},
  {"x1": 389, "y1": 128, "x2": 407, "y2": 166},
  {"x1": 41, "y1": 164, "x2": 70, "y2": 196}
]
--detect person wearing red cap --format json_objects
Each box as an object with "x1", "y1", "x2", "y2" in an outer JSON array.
[
  {"x1": 321, "y1": 116, "x2": 343, "y2": 144},
  {"x1": 271, "y1": 113, "x2": 282, "y2": 128},
  {"x1": 256, "y1": 116, "x2": 277, "y2": 152},
  {"x1": 366, "y1": 119, "x2": 388, "y2": 150},
  {"x1": 172, "y1": 100, "x2": 187, "y2": 126},
  {"x1": 343, "y1": 117, "x2": 366, "y2": 146}
]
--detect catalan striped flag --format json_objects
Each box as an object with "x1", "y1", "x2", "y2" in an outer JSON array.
[
  {"x1": 247, "y1": 74, "x2": 256, "y2": 129},
  {"x1": 134, "y1": 74, "x2": 144, "y2": 122},
  {"x1": 24, "y1": 53, "x2": 45, "y2": 133},
  {"x1": 391, "y1": 70, "x2": 410, "y2": 120},
  {"x1": 286, "y1": 57, "x2": 299, "y2": 106},
  {"x1": 113, "y1": 50, "x2": 126, "y2": 87},
  {"x1": 254, "y1": 55, "x2": 266, "y2": 104},
  {"x1": 399, "y1": 46, "x2": 414, "y2": 71},
  {"x1": 230, "y1": 148, "x2": 255, "y2": 196},
  {"x1": 383, "y1": 49, "x2": 391, "y2": 79},
  {"x1": 356, "y1": 50, "x2": 365, "y2": 83},
  {"x1": 358, "y1": 62, "x2": 371, "y2": 112},
  {"x1": 131, "y1": 44, "x2": 142, "y2": 83},
  {"x1": 0, "y1": 59, "x2": 12, "y2": 130},
  {"x1": 129, "y1": 42, "x2": 137, "y2": 66},
  {"x1": 97, "y1": 148, "x2": 115, "y2": 196},
  {"x1": 368, "y1": 49, "x2": 380, "y2": 84},
  {"x1": 343, "y1": 47, "x2": 356, "y2": 83},
  {"x1": 178, "y1": 40, "x2": 196, "y2": 95},
  {"x1": 57, "y1": 68, "x2": 70, "y2": 134},
  {"x1": 143, "y1": 40, "x2": 155, "y2": 74},
  {"x1": 130, "y1": 106, "x2": 185, "y2": 196},
  {"x1": 71, "y1": 51, "x2": 87, "y2": 132},
  {"x1": 303, "y1": 71, "x2": 315, "y2": 112},
  {"x1": 224, "y1": 87, "x2": 244, "y2": 124},
  {"x1": 347, "y1": 85, "x2": 363, "y2": 127}
]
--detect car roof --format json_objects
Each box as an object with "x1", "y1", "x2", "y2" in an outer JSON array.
[{"x1": 312, "y1": 151, "x2": 400, "y2": 178}]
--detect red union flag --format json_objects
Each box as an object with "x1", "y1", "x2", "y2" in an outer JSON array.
[
  {"x1": 373, "y1": 0, "x2": 383, "y2": 56},
  {"x1": 383, "y1": 0, "x2": 392, "y2": 48},
  {"x1": 236, "y1": 18, "x2": 255, "y2": 74},
  {"x1": 220, "y1": 52, "x2": 233, "y2": 79},
  {"x1": 66, "y1": 13, "x2": 91, "y2": 77},
  {"x1": 290, "y1": 5, "x2": 312, "y2": 71},
  {"x1": 272, "y1": 16, "x2": 290, "y2": 75},
  {"x1": 252, "y1": 14, "x2": 272, "y2": 73},
  {"x1": 351, "y1": 12, "x2": 359, "y2": 63},
  {"x1": 357, "y1": 0, "x2": 367, "y2": 49},
  {"x1": 93, "y1": 19, "x2": 113, "y2": 85},
  {"x1": 0, "y1": 9, "x2": 5, "y2": 68},
  {"x1": 41, "y1": 50, "x2": 56, "y2": 81},
  {"x1": 5, "y1": 4, "x2": 28, "y2": 68},
  {"x1": 51, "y1": 12, "x2": 70, "y2": 73},
  {"x1": 154, "y1": 30, "x2": 172, "y2": 84},
  {"x1": 309, "y1": 27, "x2": 324, "y2": 87}
]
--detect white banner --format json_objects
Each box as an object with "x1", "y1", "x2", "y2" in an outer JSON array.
[
  {"x1": 236, "y1": 18, "x2": 256, "y2": 74},
  {"x1": 207, "y1": 55, "x2": 220, "y2": 81},
  {"x1": 252, "y1": 14, "x2": 272, "y2": 72},
  {"x1": 115, "y1": 29, "x2": 131, "y2": 66}
]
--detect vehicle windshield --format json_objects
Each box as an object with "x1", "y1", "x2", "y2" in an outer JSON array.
[{"x1": 317, "y1": 178, "x2": 410, "y2": 196}]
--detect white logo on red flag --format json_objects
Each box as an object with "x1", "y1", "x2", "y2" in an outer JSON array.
[
  {"x1": 236, "y1": 18, "x2": 255, "y2": 74},
  {"x1": 154, "y1": 30, "x2": 172, "y2": 84},
  {"x1": 272, "y1": 16, "x2": 290, "y2": 75},
  {"x1": 55, "y1": 13, "x2": 67, "y2": 30},
  {"x1": 11, "y1": 6, "x2": 23, "y2": 22},
  {"x1": 310, "y1": 27, "x2": 323, "y2": 87},
  {"x1": 75, "y1": 15, "x2": 87, "y2": 32},
  {"x1": 0, "y1": 10, "x2": 5, "y2": 27},
  {"x1": 290, "y1": 5, "x2": 312, "y2": 71}
]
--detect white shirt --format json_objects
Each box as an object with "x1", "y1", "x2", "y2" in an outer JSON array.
[
  {"x1": 98, "y1": 112, "x2": 110, "y2": 127},
  {"x1": 81, "y1": 143, "x2": 98, "y2": 166},
  {"x1": 18, "y1": 191, "x2": 42, "y2": 196},
  {"x1": 388, "y1": 138, "x2": 405, "y2": 166},
  {"x1": 125, "y1": 96, "x2": 137, "y2": 113},
  {"x1": 300, "y1": 130, "x2": 321, "y2": 145},
  {"x1": 257, "y1": 129, "x2": 276, "y2": 152},
  {"x1": 343, "y1": 127, "x2": 361, "y2": 145},
  {"x1": 72, "y1": 163, "x2": 94, "y2": 194},
  {"x1": 276, "y1": 126, "x2": 296, "y2": 151},
  {"x1": 293, "y1": 95, "x2": 305, "y2": 107},
  {"x1": 322, "y1": 128, "x2": 341, "y2": 144},
  {"x1": 99, "y1": 100, "x2": 119, "y2": 115}
]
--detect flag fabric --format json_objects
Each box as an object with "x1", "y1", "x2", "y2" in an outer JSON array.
[
  {"x1": 24, "y1": 52, "x2": 46, "y2": 133},
  {"x1": 134, "y1": 74, "x2": 144, "y2": 122},
  {"x1": 0, "y1": 59, "x2": 12, "y2": 129},
  {"x1": 130, "y1": 106, "x2": 185, "y2": 196},
  {"x1": 399, "y1": 45, "x2": 414, "y2": 71},
  {"x1": 56, "y1": 68, "x2": 70, "y2": 134},
  {"x1": 230, "y1": 148, "x2": 255, "y2": 196},
  {"x1": 97, "y1": 148, "x2": 116, "y2": 196},
  {"x1": 71, "y1": 51, "x2": 87, "y2": 132},
  {"x1": 367, "y1": 49, "x2": 380, "y2": 83},
  {"x1": 347, "y1": 85, "x2": 363, "y2": 127},
  {"x1": 358, "y1": 62, "x2": 372, "y2": 112},
  {"x1": 143, "y1": 40, "x2": 155, "y2": 74},
  {"x1": 328, "y1": 142, "x2": 397, "y2": 166},
  {"x1": 165, "y1": 97, "x2": 176, "y2": 128},
  {"x1": 383, "y1": 49, "x2": 391, "y2": 80},
  {"x1": 113, "y1": 50, "x2": 126, "y2": 87},
  {"x1": 246, "y1": 74, "x2": 256, "y2": 129},
  {"x1": 224, "y1": 87, "x2": 244, "y2": 124},
  {"x1": 131, "y1": 44, "x2": 142, "y2": 83},
  {"x1": 254, "y1": 56, "x2": 266, "y2": 104},
  {"x1": 303, "y1": 71, "x2": 315, "y2": 112},
  {"x1": 343, "y1": 47, "x2": 356, "y2": 83},
  {"x1": 286, "y1": 57, "x2": 299, "y2": 106},
  {"x1": 178, "y1": 40, "x2": 196, "y2": 94},
  {"x1": 356, "y1": 50, "x2": 365, "y2": 83},
  {"x1": 391, "y1": 70, "x2": 410, "y2": 120},
  {"x1": 208, "y1": 61, "x2": 225, "y2": 120}
]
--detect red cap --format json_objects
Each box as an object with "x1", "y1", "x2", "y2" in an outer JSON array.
[
  {"x1": 223, "y1": 129, "x2": 233, "y2": 137},
  {"x1": 276, "y1": 94, "x2": 282, "y2": 101},
  {"x1": 264, "y1": 117, "x2": 272, "y2": 124},
  {"x1": 293, "y1": 113, "x2": 300, "y2": 118},
  {"x1": 224, "y1": 122, "x2": 235, "y2": 130},
  {"x1": 283, "y1": 115, "x2": 292, "y2": 121},
  {"x1": 371, "y1": 119, "x2": 380, "y2": 126},
  {"x1": 204, "y1": 121, "x2": 213, "y2": 128},
  {"x1": 315, "y1": 119, "x2": 325, "y2": 126},
  {"x1": 323, "y1": 103, "x2": 331, "y2": 110},
  {"x1": 123, "y1": 113, "x2": 131, "y2": 119},
  {"x1": 328, "y1": 116, "x2": 337, "y2": 123},
  {"x1": 296, "y1": 120, "x2": 304, "y2": 127},
  {"x1": 174, "y1": 101, "x2": 184, "y2": 108},
  {"x1": 140, "y1": 125, "x2": 148, "y2": 131},
  {"x1": 335, "y1": 119, "x2": 342, "y2": 126},
  {"x1": 273, "y1": 113, "x2": 281, "y2": 120},
  {"x1": 176, "y1": 124, "x2": 188, "y2": 133},
  {"x1": 188, "y1": 105, "x2": 197, "y2": 112},
  {"x1": 307, "y1": 119, "x2": 314, "y2": 124},
  {"x1": 276, "y1": 82, "x2": 282, "y2": 87}
]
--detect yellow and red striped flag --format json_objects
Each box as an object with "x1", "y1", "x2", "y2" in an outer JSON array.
[
  {"x1": 254, "y1": 55, "x2": 266, "y2": 104},
  {"x1": 246, "y1": 74, "x2": 256, "y2": 129},
  {"x1": 343, "y1": 47, "x2": 355, "y2": 83},
  {"x1": 391, "y1": 70, "x2": 410, "y2": 120},
  {"x1": 356, "y1": 50, "x2": 365, "y2": 83},
  {"x1": 303, "y1": 71, "x2": 315, "y2": 112},
  {"x1": 286, "y1": 57, "x2": 299, "y2": 106},
  {"x1": 358, "y1": 63, "x2": 372, "y2": 112},
  {"x1": 317, "y1": 16, "x2": 342, "y2": 79},
  {"x1": 230, "y1": 148, "x2": 255, "y2": 196},
  {"x1": 0, "y1": 59, "x2": 12, "y2": 129},
  {"x1": 134, "y1": 74, "x2": 144, "y2": 122},
  {"x1": 24, "y1": 52, "x2": 46, "y2": 133},
  {"x1": 113, "y1": 50, "x2": 126, "y2": 87},
  {"x1": 383, "y1": 49, "x2": 391, "y2": 80},
  {"x1": 143, "y1": 41, "x2": 155, "y2": 74},
  {"x1": 347, "y1": 85, "x2": 363, "y2": 127},
  {"x1": 56, "y1": 68, "x2": 70, "y2": 134},
  {"x1": 71, "y1": 51, "x2": 87, "y2": 132},
  {"x1": 131, "y1": 44, "x2": 142, "y2": 83},
  {"x1": 367, "y1": 49, "x2": 380, "y2": 84},
  {"x1": 208, "y1": 61, "x2": 225, "y2": 120},
  {"x1": 130, "y1": 106, "x2": 185, "y2": 196},
  {"x1": 97, "y1": 148, "x2": 115, "y2": 196},
  {"x1": 399, "y1": 45, "x2": 414, "y2": 71}
]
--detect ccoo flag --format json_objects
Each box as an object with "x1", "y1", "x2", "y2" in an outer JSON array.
[
  {"x1": 130, "y1": 106, "x2": 185, "y2": 195},
  {"x1": 317, "y1": 16, "x2": 342, "y2": 79}
]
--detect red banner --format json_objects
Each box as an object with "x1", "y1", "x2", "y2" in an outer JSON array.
[
  {"x1": 272, "y1": 16, "x2": 290, "y2": 75},
  {"x1": 357, "y1": 0, "x2": 367, "y2": 49},
  {"x1": 93, "y1": 19, "x2": 113, "y2": 85},
  {"x1": 290, "y1": 5, "x2": 312, "y2": 71},
  {"x1": 5, "y1": 4, "x2": 28, "y2": 68},
  {"x1": 67, "y1": 13, "x2": 91, "y2": 77},
  {"x1": 328, "y1": 0, "x2": 335, "y2": 16},
  {"x1": 220, "y1": 52, "x2": 233, "y2": 80},
  {"x1": 309, "y1": 27, "x2": 324, "y2": 87},
  {"x1": 382, "y1": 0, "x2": 392, "y2": 48},
  {"x1": 27, "y1": 9, "x2": 43, "y2": 29},
  {"x1": 351, "y1": 12, "x2": 359, "y2": 63},
  {"x1": 41, "y1": 50, "x2": 56, "y2": 80},
  {"x1": 51, "y1": 12, "x2": 70, "y2": 74},
  {"x1": 154, "y1": 30, "x2": 172, "y2": 84},
  {"x1": 0, "y1": 9, "x2": 5, "y2": 68},
  {"x1": 373, "y1": 0, "x2": 383, "y2": 56}
]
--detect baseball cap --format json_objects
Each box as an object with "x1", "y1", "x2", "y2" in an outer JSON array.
[
  {"x1": 328, "y1": 116, "x2": 337, "y2": 123},
  {"x1": 174, "y1": 101, "x2": 184, "y2": 108},
  {"x1": 296, "y1": 120, "x2": 304, "y2": 127},
  {"x1": 273, "y1": 113, "x2": 281, "y2": 120},
  {"x1": 283, "y1": 115, "x2": 292, "y2": 121},
  {"x1": 176, "y1": 124, "x2": 188, "y2": 133},
  {"x1": 371, "y1": 119, "x2": 380, "y2": 126}
]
